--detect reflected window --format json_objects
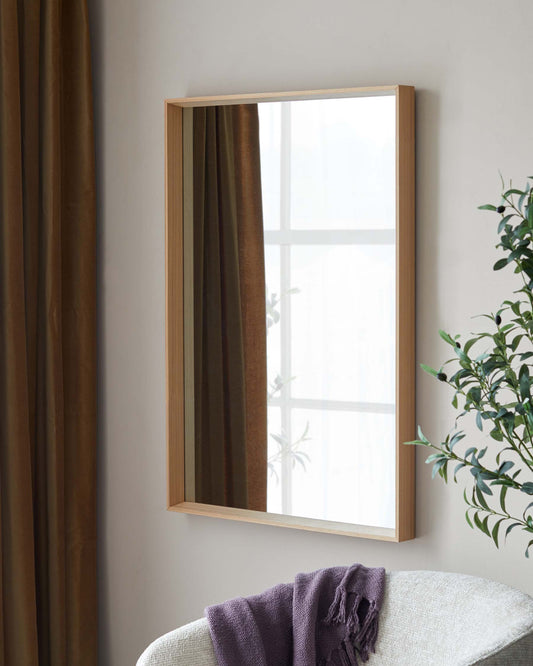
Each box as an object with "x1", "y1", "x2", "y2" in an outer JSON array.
[{"x1": 260, "y1": 97, "x2": 396, "y2": 528}]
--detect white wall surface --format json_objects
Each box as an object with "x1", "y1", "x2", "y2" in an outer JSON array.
[{"x1": 89, "y1": 1, "x2": 533, "y2": 663}]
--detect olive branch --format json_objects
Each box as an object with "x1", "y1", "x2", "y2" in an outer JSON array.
[{"x1": 407, "y1": 176, "x2": 533, "y2": 556}]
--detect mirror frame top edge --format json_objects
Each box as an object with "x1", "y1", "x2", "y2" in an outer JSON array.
[
  {"x1": 165, "y1": 84, "x2": 405, "y2": 108},
  {"x1": 165, "y1": 85, "x2": 416, "y2": 541}
]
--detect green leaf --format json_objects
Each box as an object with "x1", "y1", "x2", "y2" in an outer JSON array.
[
  {"x1": 511, "y1": 334, "x2": 524, "y2": 351},
  {"x1": 505, "y1": 522, "x2": 522, "y2": 541},
  {"x1": 493, "y1": 258, "x2": 509, "y2": 271},
  {"x1": 475, "y1": 485, "x2": 491, "y2": 509},
  {"x1": 464, "y1": 338, "x2": 479, "y2": 355},
  {"x1": 475, "y1": 411, "x2": 483, "y2": 431},
  {"x1": 420, "y1": 363, "x2": 438, "y2": 377},
  {"x1": 491, "y1": 518, "x2": 505, "y2": 548},
  {"x1": 526, "y1": 540, "x2": 533, "y2": 558},
  {"x1": 468, "y1": 386, "x2": 482, "y2": 404},
  {"x1": 523, "y1": 501, "x2": 533, "y2": 520},
  {"x1": 475, "y1": 475, "x2": 493, "y2": 495},
  {"x1": 498, "y1": 215, "x2": 515, "y2": 233},
  {"x1": 455, "y1": 346, "x2": 470, "y2": 363},
  {"x1": 499, "y1": 485, "x2": 508, "y2": 513},
  {"x1": 438, "y1": 329, "x2": 455, "y2": 346},
  {"x1": 474, "y1": 511, "x2": 491, "y2": 537},
  {"x1": 498, "y1": 461, "x2": 514, "y2": 476},
  {"x1": 432, "y1": 459, "x2": 447, "y2": 479},
  {"x1": 454, "y1": 462, "x2": 466, "y2": 482},
  {"x1": 465, "y1": 510, "x2": 474, "y2": 529},
  {"x1": 519, "y1": 364, "x2": 531, "y2": 401},
  {"x1": 449, "y1": 432, "x2": 466, "y2": 450},
  {"x1": 521, "y1": 482, "x2": 533, "y2": 495},
  {"x1": 501, "y1": 411, "x2": 515, "y2": 434},
  {"x1": 478, "y1": 204, "x2": 498, "y2": 211}
]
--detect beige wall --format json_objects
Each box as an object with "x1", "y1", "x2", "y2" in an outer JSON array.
[{"x1": 89, "y1": 1, "x2": 533, "y2": 663}]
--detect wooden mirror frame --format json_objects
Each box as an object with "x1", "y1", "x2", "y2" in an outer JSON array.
[{"x1": 165, "y1": 86, "x2": 415, "y2": 541}]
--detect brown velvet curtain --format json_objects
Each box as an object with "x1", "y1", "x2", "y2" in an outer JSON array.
[
  {"x1": 193, "y1": 104, "x2": 267, "y2": 512},
  {"x1": 0, "y1": 0, "x2": 97, "y2": 664}
]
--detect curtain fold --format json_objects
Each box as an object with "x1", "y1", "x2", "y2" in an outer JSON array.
[
  {"x1": 0, "y1": 0, "x2": 97, "y2": 663},
  {"x1": 193, "y1": 104, "x2": 267, "y2": 512}
]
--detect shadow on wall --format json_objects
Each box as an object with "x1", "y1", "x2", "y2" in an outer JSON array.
[{"x1": 88, "y1": 0, "x2": 150, "y2": 662}]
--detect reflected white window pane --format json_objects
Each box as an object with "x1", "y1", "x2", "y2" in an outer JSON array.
[
  {"x1": 289, "y1": 409, "x2": 395, "y2": 528},
  {"x1": 266, "y1": 406, "x2": 282, "y2": 514},
  {"x1": 260, "y1": 95, "x2": 398, "y2": 530},
  {"x1": 265, "y1": 246, "x2": 281, "y2": 396},
  {"x1": 291, "y1": 244, "x2": 395, "y2": 405},
  {"x1": 258, "y1": 103, "x2": 281, "y2": 230},
  {"x1": 289, "y1": 96, "x2": 395, "y2": 230}
]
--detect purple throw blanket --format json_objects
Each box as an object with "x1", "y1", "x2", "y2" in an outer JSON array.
[{"x1": 205, "y1": 563, "x2": 385, "y2": 666}]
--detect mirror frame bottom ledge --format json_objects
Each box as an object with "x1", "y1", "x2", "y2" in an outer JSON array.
[{"x1": 168, "y1": 501, "x2": 400, "y2": 541}]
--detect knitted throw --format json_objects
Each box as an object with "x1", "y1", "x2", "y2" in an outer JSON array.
[{"x1": 205, "y1": 563, "x2": 385, "y2": 665}]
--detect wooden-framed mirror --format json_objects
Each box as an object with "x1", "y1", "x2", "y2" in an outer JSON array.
[{"x1": 166, "y1": 86, "x2": 415, "y2": 541}]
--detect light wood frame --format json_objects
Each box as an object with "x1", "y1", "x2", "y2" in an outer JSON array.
[{"x1": 165, "y1": 86, "x2": 415, "y2": 541}]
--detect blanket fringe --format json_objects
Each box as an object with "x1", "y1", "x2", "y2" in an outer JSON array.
[
  {"x1": 320, "y1": 591, "x2": 380, "y2": 666},
  {"x1": 323, "y1": 585, "x2": 349, "y2": 625}
]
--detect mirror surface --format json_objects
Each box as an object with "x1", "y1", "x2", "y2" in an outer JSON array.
[{"x1": 186, "y1": 94, "x2": 396, "y2": 528}]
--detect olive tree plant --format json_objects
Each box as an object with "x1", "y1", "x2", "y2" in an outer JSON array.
[{"x1": 407, "y1": 177, "x2": 533, "y2": 556}]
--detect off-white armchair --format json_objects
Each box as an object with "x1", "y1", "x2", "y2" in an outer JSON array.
[{"x1": 137, "y1": 571, "x2": 533, "y2": 665}]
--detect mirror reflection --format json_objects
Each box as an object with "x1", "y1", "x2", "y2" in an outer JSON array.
[{"x1": 185, "y1": 94, "x2": 398, "y2": 530}]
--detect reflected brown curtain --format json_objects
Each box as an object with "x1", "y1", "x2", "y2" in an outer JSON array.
[
  {"x1": 193, "y1": 104, "x2": 267, "y2": 512},
  {"x1": 0, "y1": 0, "x2": 97, "y2": 664}
]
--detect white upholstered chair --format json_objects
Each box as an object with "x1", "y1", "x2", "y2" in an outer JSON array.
[{"x1": 137, "y1": 571, "x2": 533, "y2": 665}]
